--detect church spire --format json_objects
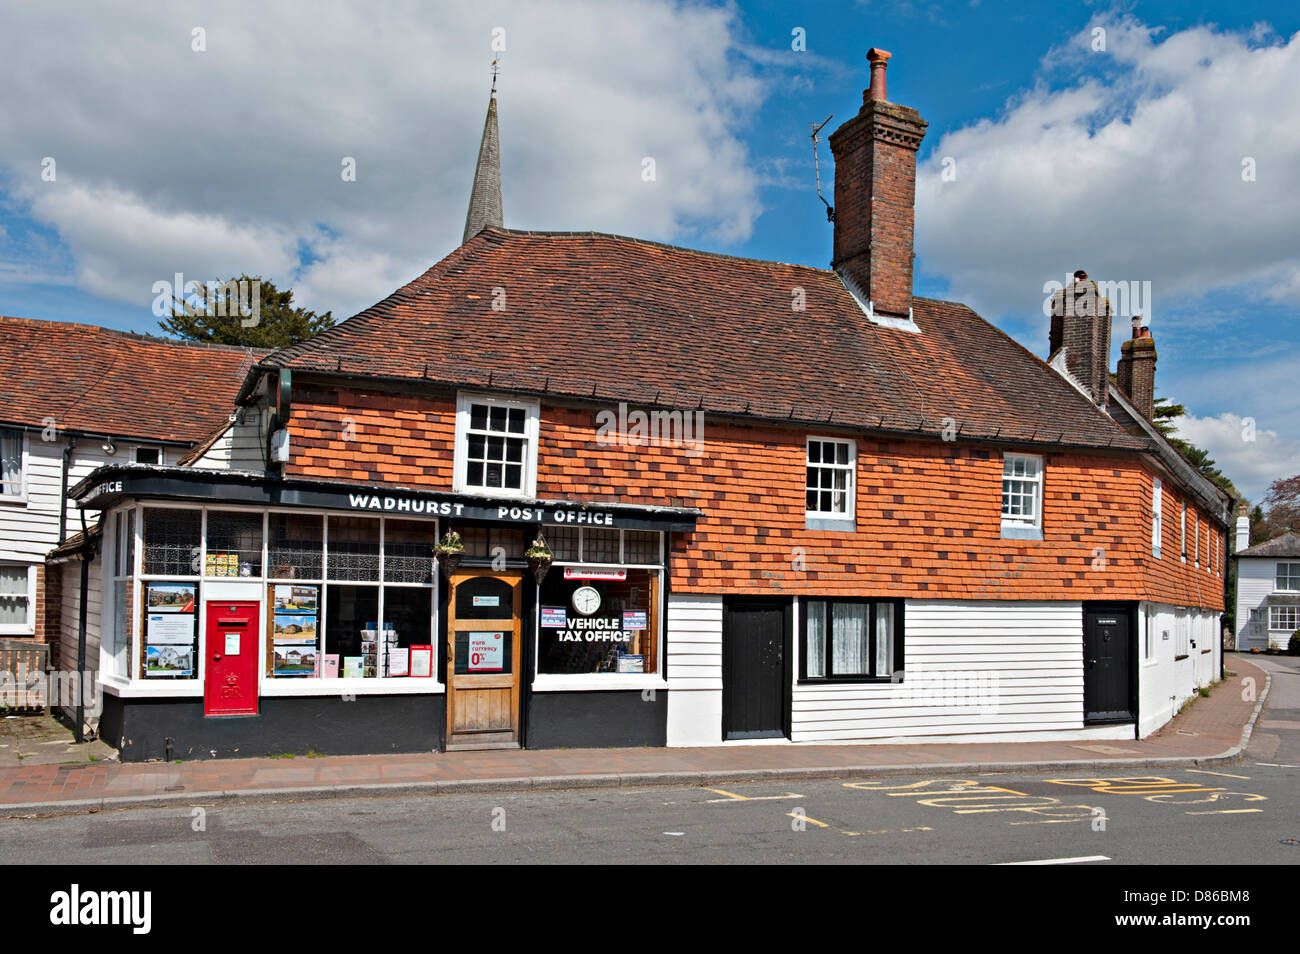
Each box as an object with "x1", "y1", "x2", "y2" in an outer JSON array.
[{"x1": 462, "y1": 61, "x2": 503, "y2": 244}]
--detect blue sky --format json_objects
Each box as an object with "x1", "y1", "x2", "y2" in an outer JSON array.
[{"x1": 1, "y1": 1, "x2": 1297, "y2": 499}]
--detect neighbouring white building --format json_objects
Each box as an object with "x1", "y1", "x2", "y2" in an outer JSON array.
[{"x1": 1234, "y1": 516, "x2": 1300, "y2": 651}]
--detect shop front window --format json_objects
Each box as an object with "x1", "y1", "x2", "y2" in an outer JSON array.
[
  {"x1": 143, "y1": 507, "x2": 201, "y2": 576},
  {"x1": 205, "y1": 510, "x2": 263, "y2": 577},
  {"x1": 328, "y1": 516, "x2": 380, "y2": 581},
  {"x1": 269, "y1": 514, "x2": 437, "y2": 681},
  {"x1": 538, "y1": 568, "x2": 659, "y2": 675},
  {"x1": 269, "y1": 513, "x2": 323, "y2": 580}
]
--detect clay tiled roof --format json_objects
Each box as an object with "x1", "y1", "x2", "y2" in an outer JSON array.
[
  {"x1": 0, "y1": 316, "x2": 265, "y2": 444},
  {"x1": 266, "y1": 228, "x2": 1148, "y2": 451}
]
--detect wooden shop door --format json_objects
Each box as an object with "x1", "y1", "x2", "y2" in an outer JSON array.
[{"x1": 445, "y1": 570, "x2": 523, "y2": 750}]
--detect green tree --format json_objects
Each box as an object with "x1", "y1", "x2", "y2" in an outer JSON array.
[
  {"x1": 1151, "y1": 395, "x2": 1241, "y2": 501},
  {"x1": 157, "y1": 275, "x2": 334, "y2": 349}
]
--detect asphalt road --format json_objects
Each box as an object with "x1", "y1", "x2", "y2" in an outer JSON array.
[
  {"x1": 2, "y1": 759, "x2": 1295, "y2": 864},
  {"x1": 3, "y1": 653, "x2": 1295, "y2": 865}
]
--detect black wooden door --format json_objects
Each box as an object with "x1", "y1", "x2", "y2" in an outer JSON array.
[
  {"x1": 722, "y1": 598, "x2": 791, "y2": 740},
  {"x1": 1084, "y1": 605, "x2": 1134, "y2": 723}
]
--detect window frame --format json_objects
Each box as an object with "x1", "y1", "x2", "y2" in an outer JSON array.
[
  {"x1": 1000, "y1": 452, "x2": 1044, "y2": 538},
  {"x1": 1276, "y1": 562, "x2": 1300, "y2": 593},
  {"x1": 453, "y1": 392, "x2": 540, "y2": 498},
  {"x1": 127, "y1": 502, "x2": 441, "y2": 690},
  {"x1": 804, "y1": 436, "x2": 857, "y2": 523},
  {"x1": 1152, "y1": 478, "x2": 1163, "y2": 559},
  {"x1": 1180, "y1": 501, "x2": 1187, "y2": 562},
  {"x1": 0, "y1": 561, "x2": 37, "y2": 635},
  {"x1": 0, "y1": 428, "x2": 28, "y2": 502},
  {"x1": 798, "y1": 597, "x2": 905, "y2": 684},
  {"x1": 1268, "y1": 605, "x2": 1300, "y2": 632}
]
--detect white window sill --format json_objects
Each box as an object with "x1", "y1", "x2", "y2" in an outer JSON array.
[
  {"x1": 101, "y1": 676, "x2": 445, "y2": 698},
  {"x1": 102, "y1": 679, "x2": 203, "y2": 698},
  {"x1": 261, "y1": 678, "x2": 443, "y2": 696},
  {"x1": 1000, "y1": 522, "x2": 1043, "y2": 541},
  {"x1": 532, "y1": 674, "x2": 667, "y2": 692},
  {"x1": 0, "y1": 496, "x2": 28, "y2": 506},
  {"x1": 805, "y1": 514, "x2": 855, "y2": 532}
]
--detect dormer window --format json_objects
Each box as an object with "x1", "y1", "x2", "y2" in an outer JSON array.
[{"x1": 454, "y1": 393, "x2": 539, "y2": 497}]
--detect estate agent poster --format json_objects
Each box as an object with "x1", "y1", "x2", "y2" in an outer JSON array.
[
  {"x1": 271, "y1": 584, "x2": 320, "y2": 678},
  {"x1": 143, "y1": 583, "x2": 197, "y2": 678}
]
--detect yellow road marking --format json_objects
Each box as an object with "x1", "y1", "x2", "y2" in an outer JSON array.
[
  {"x1": 703, "y1": 788, "x2": 803, "y2": 803},
  {"x1": 1184, "y1": 809, "x2": 1264, "y2": 815},
  {"x1": 788, "y1": 811, "x2": 830, "y2": 828},
  {"x1": 1008, "y1": 818, "x2": 1088, "y2": 825},
  {"x1": 1186, "y1": 769, "x2": 1250, "y2": 780}
]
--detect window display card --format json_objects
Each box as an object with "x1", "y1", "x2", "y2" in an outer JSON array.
[
  {"x1": 617, "y1": 654, "x2": 645, "y2": 673},
  {"x1": 409, "y1": 645, "x2": 433, "y2": 678},
  {"x1": 387, "y1": 648, "x2": 409, "y2": 677}
]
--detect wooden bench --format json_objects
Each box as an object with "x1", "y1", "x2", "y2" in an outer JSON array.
[{"x1": 0, "y1": 639, "x2": 51, "y2": 714}]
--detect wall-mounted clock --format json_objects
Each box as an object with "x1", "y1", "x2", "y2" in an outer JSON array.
[{"x1": 572, "y1": 586, "x2": 601, "y2": 616}]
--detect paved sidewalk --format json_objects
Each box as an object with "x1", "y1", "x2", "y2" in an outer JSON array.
[{"x1": 0, "y1": 657, "x2": 1269, "y2": 815}]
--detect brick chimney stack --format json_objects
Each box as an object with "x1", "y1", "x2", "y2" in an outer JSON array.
[
  {"x1": 828, "y1": 48, "x2": 928, "y2": 318},
  {"x1": 1117, "y1": 315, "x2": 1157, "y2": 419},
  {"x1": 1049, "y1": 271, "x2": 1112, "y2": 408}
]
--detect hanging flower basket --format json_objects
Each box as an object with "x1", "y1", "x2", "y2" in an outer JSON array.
[
  {"x1": 525, "y1": 537, "x2": 553, "y2": 584},
  {"x1": 434, "y1": 530, "x2": 465, "y2": 580}
]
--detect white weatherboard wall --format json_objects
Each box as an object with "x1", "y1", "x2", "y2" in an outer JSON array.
[
  {"x1": 1235, "y1": 558, "x2": 1279, "y2": 650},
  {"x1": 1138, "y1": 603, "x2": 1220, "y2": 737},
  {"x1": 0, "y1": 434, "x2": 172, "y2": 565},
  {"x1": 791, "y1": 601, "x2": 1114, "y2": 744},
  {"x1": 55, "y1": 556, "x2": 102, "y2": 732},
  {"x1": 189, "y1": 411, "x2": 267, "y2": 471},
  {"x1": 665, "y1": 594, "x2": 723, "y2": 746}
]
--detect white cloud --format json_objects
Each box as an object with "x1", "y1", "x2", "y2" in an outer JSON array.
[
  {"x1": 1173, "y1": 412, "x2": 1300, "y2": 501},
  {"x1": 0, "y1": 0, "x2": 769, "y2": 318},
  {"x1": 915, "y1": 16, "x2": 1300, "y2": 328}
]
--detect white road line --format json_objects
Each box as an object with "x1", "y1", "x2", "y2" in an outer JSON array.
[{"x1": 996, "y1": 855, "x2": 1111, "y2": 865}]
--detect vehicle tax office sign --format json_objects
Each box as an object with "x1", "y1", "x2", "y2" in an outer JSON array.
[{"x1": 346, "y1": 493, "x2": 615, "y2": 526}]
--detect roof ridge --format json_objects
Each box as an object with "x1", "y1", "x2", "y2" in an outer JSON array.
[
  {"x1": 480, "y1": 227, "x2": 837, "y2": 276},
  {"x1": 0, "y1": 315, "x2": 273, "y2": 354}
]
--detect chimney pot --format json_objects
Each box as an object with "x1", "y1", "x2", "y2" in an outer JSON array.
[
  {"x1": 867, "y1": 48, "x2": 892, "y2": 102},
  {"x1": 829, "y1": 48, "x2": 927, "y2": 318}
]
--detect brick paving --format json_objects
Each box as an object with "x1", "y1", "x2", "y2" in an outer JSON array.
[{"x1": 0, "y1": 657, "x2": 1267, "y2": 812}]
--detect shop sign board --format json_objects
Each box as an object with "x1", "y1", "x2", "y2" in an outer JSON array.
[{"x1": 541, "y1": 607, "x2": 567, "y2": 628}]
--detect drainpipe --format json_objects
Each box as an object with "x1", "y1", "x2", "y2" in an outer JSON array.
[
  {"x1": 74, "y1": 508, "x2": 96, "y2": 743},
  {"x1": 58, "y1": 435, "x2": 77, "y2": 543}
]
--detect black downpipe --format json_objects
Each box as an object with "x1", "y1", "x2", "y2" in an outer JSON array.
[
  {"x1": 74, "y1": 510, "x2": 96, "y2": 743},
  {"x1": 58, "y1": 435, "x2": 76, "y2": 543}
]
